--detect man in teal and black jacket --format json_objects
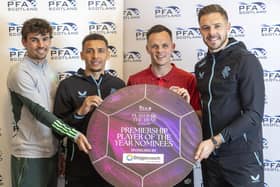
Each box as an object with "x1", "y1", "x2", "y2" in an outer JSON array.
[{"x1": 194, "y1": 4, "x2": 265, "y2": 187}]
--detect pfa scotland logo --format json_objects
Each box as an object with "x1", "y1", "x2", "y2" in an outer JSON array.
[
  {"x1": 108, "y1": 45, "x2": 117, "y2": 58},
  {"x1": 89, "y1": 21, "x2": 117, "y2": 34},
  {"x1": 88, "y1": 0, "x2": 116, "y2": 10},
  {"x1": 171, "y1": 50, "x2": 182, "y2": 62},
  {"x1": 136, "y1": 29, "x2": 147, "y2": 40},
  {"x1": 263, "y1": 70, "x2": 280, "y2": 82},
  {"x1": 57, "y1": 71, "x2": 76, "y2": 81},
  {"x1": 262, "y1": 138, "x2": 268, "y2": 149},
  {"x1": 261, "y1": 24, "x2": 280, "y2": 37},
  {"x1": 7, "y1": 0, "x2": 37, "y2": 11},
  {"x1": 239, "y1": 2, "x2": 267, "y2": 14},
  {"x1": 50, "y1": 47, "x2": 79, "y2": 60},
  {"x1": 196, "y1": 49, "x2": 207, "y2": 61},
  {"x1": 48, "y1": 0, "x2": 77, "y2": 11},
  {"x1": 176, "y1": 27, "x2": 201, "y2": 39},
  {"x1": 8, "y1": 22, "x2": 22, "y2": 36},
  {"x1": 124, "y1": 8, "x2": 140, "y2": 19},
  {"x1": 9, "y1": 48, "x2": 26, "y2": 62},
  {"x1": 229, "y1": 26, "x2": 245, "y2": 38},
  {"x1": 195, "y1": 4, "x2": 204, "y2": 15},
  {"x1": 249, "y1": 48, "x2": 267, "y2": 59},
  {"x1": 264, "y1": 159, "x2": 280, "y2": 172},
  {"x1": 262, "y1": 114, "x2": 280, "y2": 128},
  {"x1": 124, "y1": 51, "x2": 142, "y2": 62},
  {"x1": 154, "y1": 6, "x2": 181, "y2": 18},
  {"x1": 51, "y1": 22, "x2": 78, "y2": 35}
]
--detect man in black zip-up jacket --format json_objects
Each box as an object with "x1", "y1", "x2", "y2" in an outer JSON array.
[
  {"x1": 194, "y1": 4, "x2": 264, "y2": 187},
  {"x1": 54, "y1": 33, "x2": 125, "y2": 187}
]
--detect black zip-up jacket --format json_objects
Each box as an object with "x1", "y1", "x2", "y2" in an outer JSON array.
[
  {"x1": 54, "y1": 68, "x2": 125, "y2": 177},
  {"x1": 195, "y1": 38, "x2": 265, "y2": 156}
]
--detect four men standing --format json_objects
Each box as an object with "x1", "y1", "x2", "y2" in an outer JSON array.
[{"x1": 6, "y1": 3, "x2": 265, "y2": 187}]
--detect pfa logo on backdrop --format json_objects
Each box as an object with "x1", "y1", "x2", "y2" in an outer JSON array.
[
  {"x1": 261, "y1": 24, "x2": 280, "y2": 37},
  {"x1": 0, "y1": 174, "x2": 3, "y2": 186},
  {"x1": 124, "y1": 8, "x2": 140, "y2": 19},
  {"x1": 154, "y1": 6, "x2": 181, "y2": 18},
  {"x1": 8, "y1": 22, "x2": 22, "y2": 37},
  {"x1": 136, "y1": 29, "x2": 147, "y2": 40},
  {"x1": 176, "y1": 27, "x2": 201, "y2": 39},
  {"x1": 196, "y1": 49, "x2": 207, "y2": 61},
  {"x1": 48, "y1": 0, "x2": 77, "y2": 11},
  {"x1": 195, "y1": 4, "x2": 204, "y2": 15},
  {"x1": 88, "y1": 0, "x2": 116, "y2": 11},
  {"x1": 264, "y1": 159, "x2": 280, "y2": 172},
  {"x1": 50, "y1": 47, "x2": 79, "y2": 60},
  {"x1": 239, "y1": 2, "x2": 267, "y2": 14},
  {"x1": 249, "y1": 48, "x2": 267, "y2": 59},
  {"x1": 171, "y1": 50, "x2": 182, "y2": 62},
  {"x1": 0, "y1": 150, "x2": 2, "y2": 162},
  {"x1": 262, "y1": 138, "x2": 269, "y2": 149},
  {"x1": 263, "y1": 70, "x2": 280, "y2": 82},
  {"x1": 124, "y1": 51, "x2": 142, "y2": 62},
  {"x1": 108, "y1": 45, "x2": 117, "y2": 58},
  {"x1": 88, "y1": 21, "x2": 117, "y2": 34},
  {"x1": 264, "y1": 94, "x2": 268, "y2": 105},
  {"x1": 9, "y1": 48, "x2": 26, "y2": 62},
  {"x1": 229, "y1": 26, "x2": 245, "y2": 38},
  {"x1": 262, "y1": 114, "x2": 280, "y2": 128},
  {"x1": 51, "y1": 22, "x2": 78, "y2": 36},
  {"x1": 7, "y1": 0, "x2": 37, "y2": 11},
  {"x1": 58, "y1": 71, "x2": 76, "y2": 81}
]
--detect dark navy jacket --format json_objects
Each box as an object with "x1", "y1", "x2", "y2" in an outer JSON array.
[
  {"x1": 195, "y1": 38, "x2": 264, "y2": 156},
  {"x1": 54, "y1": 68, "x2": 125, "y2": 177}
]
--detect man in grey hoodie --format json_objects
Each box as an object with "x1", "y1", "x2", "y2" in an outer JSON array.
[{"x1": 7, "y1": 18, "x2": 91, "y2": 187}]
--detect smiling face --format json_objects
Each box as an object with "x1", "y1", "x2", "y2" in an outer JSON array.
[
  {"x1": 81, "y1": 39, "x2": 109, "y2": 75},
  {"x1": 22, "y1": 32, "x2": 52, "y2": 61},
  {"x1": 199, "y1": 12, "x2": 230, "y2": 53},
  {"x1": 146, "y1": 31, "x2": 175, "y2": 67}
]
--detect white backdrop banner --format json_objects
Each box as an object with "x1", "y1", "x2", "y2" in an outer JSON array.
[
  {"x1": 0, "y1": 0, "x2": 123, "y2": 186},
  {"x1": 123, "y1": 1, "x2": 280, "y2": 187},
  {"x1": 0, "y1": 0, "x2": 279, "y2": 187}
]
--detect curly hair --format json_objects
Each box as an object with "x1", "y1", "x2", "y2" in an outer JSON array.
[{"x1": 21, "y1": 18, "x2": 53, "y2": 40}]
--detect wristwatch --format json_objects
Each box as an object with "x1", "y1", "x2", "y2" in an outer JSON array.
[{"x1": 211, "y1": 136, "x2": 219, "y2": 149}]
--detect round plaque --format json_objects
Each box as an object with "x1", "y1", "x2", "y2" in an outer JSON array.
[{"x1": 87, "y1": 84, "x2": 202, "y2": 187}]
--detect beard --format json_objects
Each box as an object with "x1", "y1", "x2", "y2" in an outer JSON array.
[{"x1": 205, "y1": 35, "x2": 228, "y2": 52}]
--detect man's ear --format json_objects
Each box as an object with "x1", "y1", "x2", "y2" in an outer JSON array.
[
  {"x1": 146, "y1": 44, "x2": 150, "y2": 54},
  {"x1": 22, "y1": 39, "x2": 27, "y2": 48},
  {"x1": 80, "y1": 51, "x2": 84, "y2": 60},
  {"x1": 172, "y1": 42, "x2": 176, "y2": 50},
  {"x1": 106, "y1": 49, "x2": 110, "y2": 60},
  {"x1": 227, "y1": 22, "x2": 231, "y2": 33}
]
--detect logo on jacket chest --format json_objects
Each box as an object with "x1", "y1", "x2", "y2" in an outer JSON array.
[
  {"x1": 78, "y1": 91, "x2": 87, "y2": 98},
  {"x1": 221, "y1": 66, "x2": 231, "y2": 79},
  {"x1": 198, "y1": 72, "x2": 204, "y2": 79}
]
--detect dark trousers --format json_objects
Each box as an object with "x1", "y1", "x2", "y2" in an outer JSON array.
[
  {"x1": 11, "y1": 154, "x2": 58, "y2": 187},
  {"x1": 201, "y1": 152, "x2": 264, "y2": 187}
]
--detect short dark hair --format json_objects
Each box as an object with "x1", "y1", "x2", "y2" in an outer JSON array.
[
  {"x1": 21, "y1": 18, "x2": 53, "y2": 40},
  {"x1": 146, "y1": 24, "x2": 172, "y2": 41},
  {"x1": 82, "y1": 33, "x2": 108, "y2": 49},
  {"x1": 198, "y1": 4, "x2": 228, "y2": 23}
]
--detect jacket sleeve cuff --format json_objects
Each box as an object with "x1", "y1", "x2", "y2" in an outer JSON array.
[
  {"x1": 73, "y1": 113, "x2": 85, "y2": 119},
  {"x1": 219, "y1": 133, "x2": 225, "y2": 143},
  {"x1": 220, "y1": 129, "x2": 230, "y2": 143},
  {"x1": 51, "y1": 119, "x2": 81, "y2": 141}
]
